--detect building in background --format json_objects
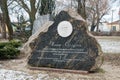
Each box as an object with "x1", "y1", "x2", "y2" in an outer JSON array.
[
  {"x1": 88, "y1": 20, "x2": 120, "y2": 32},
  {"x1": 99, "y1": 21, "x2": 110, "y2": 32},
  {"x1": 107, "y1": 20, "x2": 120, "y2": 32}
]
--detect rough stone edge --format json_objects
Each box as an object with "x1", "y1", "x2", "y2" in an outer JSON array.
[
  {"x1": 67, "y1": 9, "x2": 86, "y2": 22},
  {"x1": 87, "y1": 31, "x2": 104, "y2": 71},
  {"x1": 67, "y1": 9, "x2": 104, "y2": 70},
  {"x1": 20, "y1": 21, "x2": 54, "y2": 58}
]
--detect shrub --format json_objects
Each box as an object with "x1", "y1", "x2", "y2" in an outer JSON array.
[
  {"x1": 0, "y1": 40, "x2": 22, "y2": 59},
  {"x1": 9, "y1": 40, "x2": 22, "y2": 48},
  {"x1": 0, "y1": 42, "x2": 8, "y2": 48}
]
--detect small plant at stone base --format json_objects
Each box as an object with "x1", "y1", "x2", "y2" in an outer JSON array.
[
  {"x1": 95, "y1": 68, "x2": 105, "y2": 73},
  {"x1": 89, "y1": 68, "x2": 105, "y2": 73}
]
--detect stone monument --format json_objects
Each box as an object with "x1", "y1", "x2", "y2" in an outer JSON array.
[{"x1": 27, "y1": 10, "x2": 103, "y2": 71}]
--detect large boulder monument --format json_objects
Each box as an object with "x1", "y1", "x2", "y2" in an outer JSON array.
[{"x1": 27, "y1": 10, "x2": 103, "y2": 71}]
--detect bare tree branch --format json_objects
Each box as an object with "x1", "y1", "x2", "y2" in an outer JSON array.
[
  {"x1": 37, "y1": 0, "x2": 41, "y2": 10},
  {"x1": 15, "y1": 0, "x2": 30, "y2": 13},
  {"x1": 8, "y1": 0, "x2": 15, "y2": 7}
]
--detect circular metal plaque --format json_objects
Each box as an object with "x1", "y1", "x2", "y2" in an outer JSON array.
[{"x1": 57, "y1": 21, "x2": 73, "y2": 37}]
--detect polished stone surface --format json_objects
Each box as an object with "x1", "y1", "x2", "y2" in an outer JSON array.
[{"x1": 28, "y1": 11, "x2": 102, "y2": 71}]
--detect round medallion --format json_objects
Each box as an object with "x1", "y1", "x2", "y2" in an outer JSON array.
[{"x1": 57, "y1": 21, "x2": 73, "y2": 37}]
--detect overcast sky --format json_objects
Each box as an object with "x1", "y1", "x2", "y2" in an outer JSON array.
[
  {"x1": 9, "y1": 0, "x2": 120, "y2": 23},
  {"x1": 103, "y1": 0, "x2": 120, "y2": 22}
]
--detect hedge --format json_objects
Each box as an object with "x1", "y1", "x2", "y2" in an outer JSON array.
[{"x1": 0, "y1": 40, "x2": 22, "y2": 59}]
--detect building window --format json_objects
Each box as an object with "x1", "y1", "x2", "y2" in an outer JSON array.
[{"x1": 112, "y1": 26, "x2": 116, "y2": 31}]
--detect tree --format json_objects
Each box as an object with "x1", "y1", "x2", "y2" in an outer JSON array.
[
  {"x1": 77, "y1": 0, "x2": 87, "y2": 19},
  {"x1": 39, "y1": 0, "x2": 55, "y2": 20},
  {"x1": 15, "y1": 0, "x2": 37, "y2": 34},
  {"x1": 0, "y1": 13, "x2": 6, "y2": 39},
  {"x1": 0, "y1": 0, "x2": 13, "y2": 40},
  {"x1": 76, "y1": 0, "x2": 109, "y2": 31},
  {"x1": 0, "y1": 1, "x2": 6, "y2": 39},
  {"x1": 40, "y1": 0, "x2": 55, "y2": 15},
  {"x1": 14, "y1": 0, "x2": 55, "y2": 35},
  {"x1": 88, "y1": 0, "x2": 109, "y2": 31}
]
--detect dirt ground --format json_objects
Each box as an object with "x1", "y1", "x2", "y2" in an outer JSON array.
[
  {"x1": 95, "y1": 36, "x2": 120, "y2": 53},
  {"x1": 0, "y1": 54, "x2": 120, "y2": 80},
  {"x1": 0, "y1": 36, "x2": 120, "y2": 80}
]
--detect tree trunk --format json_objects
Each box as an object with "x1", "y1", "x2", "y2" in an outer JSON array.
[
  {"x1": 96, "y1": 4, "x2": 100, "y2": 32},
  {"x1": 29, "y1": 0, "x2": 37, "y2": 35},
  {"x1": 1, "y1": 0, "x2": 13, "y2": 40},
  {"x1": 90, "y1": 12, "x2": 96, "y2": 31},
  {"x1": 77, "y1": 0, "x2": 86, "y2": 19},
  {"x1": 1, "y1": 23, "x2": 6, "y2": 39},
  {"x1": 0, "y1": 13, "x2": 7, "y2": 39},
  {"x1": 29, "y1": 13, "x2": 36, "y2": 34},
  {"x1": 90, "y1": 25, "x2": 96, "y2": 31}
]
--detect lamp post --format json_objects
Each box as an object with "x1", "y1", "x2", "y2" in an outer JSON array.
[
  {"x1": 111, "y1": 10, "x2": 114, "y2": 28},
  {"x1": 71, "y1": 0, "x2": 72, "y2": 8},
  {"x1": 119, "y1": 8, "x2": 120, "y2": 31},
  {"x1": 118, "y1": 7, "x2": 120, "y2": 31},
  {"x1": 119, "y1": 0, "x2": 120, "y2": 31}
]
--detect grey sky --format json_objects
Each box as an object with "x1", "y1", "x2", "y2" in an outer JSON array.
[
  {"x1": 9, "y1": 0, "x2": 120, "y2": 22},
  {"x1": 103, "y1": 0, "x2": 120, "y2": 22}
]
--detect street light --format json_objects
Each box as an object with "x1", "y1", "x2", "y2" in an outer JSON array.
[
  {"x1": 119, "y1": 0, "x2": 120, "y2": 31},
  {"x1": 119, "y1": 8, "x2": 120, "y2": 31},
  {"x1": 111, "y1": 10, "x2": 114, "y2": 28},
  {"x1": 118, "y1": 0, "x2": 120, "y2": 31}
]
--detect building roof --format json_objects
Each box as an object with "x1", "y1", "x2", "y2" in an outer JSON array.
[{"x1": 107, "y1": 20, "x2": 120, "y2": 25}]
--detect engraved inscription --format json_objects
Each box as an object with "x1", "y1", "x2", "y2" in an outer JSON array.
[
  {"x1": 36, "y1": 48, "x2": 88, "y2": 62},
  {"x1": 49, "y1": 41, "x2": 82, "y2": 47},
  {"x1": 36, "y1": 48, "x2": 87, "y2": 53}
]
